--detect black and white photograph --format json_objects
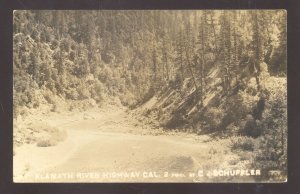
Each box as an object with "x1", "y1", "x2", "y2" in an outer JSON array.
[{"x1": 13, "y1": 10, "x2": 287, "y2": 183}]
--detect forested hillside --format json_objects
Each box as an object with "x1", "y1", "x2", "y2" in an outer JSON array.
[
  {"x1": 13, "y1": 10, "x2": 286, "y2": 110},
  {"x1": 13, "y1": 10, "x2": 287, "y2": 179}
]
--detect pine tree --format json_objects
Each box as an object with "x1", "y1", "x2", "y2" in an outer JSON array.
[
  {"x1": 28, "y1": 48, "x2": 40, "y2": 84},
  {"x1": 269, "y1": 10, "x2": 287, "y2": 75},
  {"x1": 231, "y1": 11, "x2": 239, "y2": 83},
  {"x1": 162, "y1": 32, "x2": 171, "y2": 82},
  {"x1": 219, "y1": 11, "x2": 232, "y2": 93},
  {"x1": 251, "y1": 10, "x2": 263, "y2": 90},
  {"x1": 183, "y1": 17, "x2": 199, "y2": 92},
  {"x1": 175, "y1": 26, "x2": 185, "y2": 82},
  {"x1": 196, "y1": 11, "x2": 209, "y2": 105}
]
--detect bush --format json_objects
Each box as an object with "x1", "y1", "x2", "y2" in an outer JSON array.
[
  {"x1": 51, "y1": 39, "x2": 59, "y2": 50},
  {"x1": 226, "y1": 123, "x2": 239, "y2": 134},
  {"x1": 165, "y1": 112, "x2": 187, "y2": 129},
  {"x1": 36, "y1": 127, "x2": 67, "y2": 147},
  {"x1": 77, "y1": 83, "x2": 90, "y2": 100},
  {"x1": 60, "y1": 38, "x2": 70, "y2": 52},
  {"x1": 220, "y1": 113, "x2": 234, "y2": 131},
  {"x1": 65, "y1": 88, "x2": 79, "y2": 100},
  {"x1": 203, "y1": 107, "x2": 225, "y2": 130},
  {"x1": 119, "y1": 91, "x2": 136, "y2": 107},
  {"x1": 33, "y1": 101, "x2": 40, "y2": 108},
  {"x1": 254, "y1": 98, "x2": 287, "y2": 176},
  {"x1": 220, "y1": 93, "x2": 249, "y2": 129},
  {"x1": 252, "y1": 96, "x2": 266, "y2": 120},
  {"x1": 230, "y1": 136, "x2": 255, "y2": 151},
  {"x1": 91, "y1": 81, "x2": 105, "y2": 103},
  {"x1": 37, "y1": 139, "x2": 57, "y2": 147},
  {"x1": 242, "y1": 114, "x2": 262, "y2": 137},
  {"x1": 43, "y1": 90, "x2": 56, "y2": 104}
]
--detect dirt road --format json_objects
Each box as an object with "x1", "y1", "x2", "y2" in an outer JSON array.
[{"x1": 14, "y1": 107, "x2": 252, "y2": 182}]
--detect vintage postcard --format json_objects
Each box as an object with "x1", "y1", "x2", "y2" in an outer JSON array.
[{"x1": 13, "y1": 10, "x2": 287, "y2": 182}]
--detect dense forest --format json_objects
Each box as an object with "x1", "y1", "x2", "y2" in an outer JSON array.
[
  {"x1": 13, "y1": 10, "x2": 286, "y2": 107},
  {"x1": 13, "y1": 10, "x2": 287, "y2": 179}
]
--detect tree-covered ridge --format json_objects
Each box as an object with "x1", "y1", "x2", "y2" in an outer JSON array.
[{"x1": 13, "y1": 10, "x2": 286, "y2": 112}]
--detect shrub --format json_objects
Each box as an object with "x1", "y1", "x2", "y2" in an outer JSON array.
[
  {"x1": 165, "y1": 112, "x2": 187, "y2": 129},
  {"x1": 60, "y1": 38, "x2": 70, "y2": 52},
  {"x1": 143, "y1": 109, "x2": 151, "y2": 116},
  {"x1": 250, "y1": 77, "x2": 287, "y2": 180},
  {"x1": 91, "y1": 81, "x2": 105, "y2": 103},
  {"x1": 77, "y1": 84, "x2": 90, "y2": 100},
  {"x1": 50, "y1": 104, "x2": 57, "y2": 112},
  {"x1": 203, "y1": 107, "x2": 225, "y2": 130},
  {"x1": 32, "y1": 101, "x2": 40, "y2": 108},
  {"x1": 226, "y1": 123, "x2": 239, "y2": 134},
  {"x1": 43, "y1": 91, "x2": 56, "y2": 104},
  {"x1": 230, "y1": 136, "x2": 255, "y2": 151},
  {"x1": 51, "y1": 39, "x2": 59, "y2": 50},
  {"x1": 69, "y1": 51, "x2": 76, "y2": 61},
  {"x1": 119, "y1": 91, "x2": 136, "y2": 107},
  {"x1": 19, "y1": 93, "x2": 29, "y2": 105},
  {"x1": 252, "y1": 96, "x2": 266, "y2": 120},
  {"x1": 220, "y1": 93, "x2": 249, "y2": 129},
  {"x1": 220, "y1": 114, "x2": 234, "y2": 131},
  {"x1": 254, "y1": 99, "x2": 287, "y2": 175},
  {"x1": 242, "y1": 114, "x2": 262, "y2": 137},
  {"x1": 65, "y1": 88, "x2": 79, "y2": 100},
  {"x1": 37, "y1": 139, "x2": 57, "y2": 147},
  {"x1": 36, "y1": 127, "x2": 67, "y2": 147}
]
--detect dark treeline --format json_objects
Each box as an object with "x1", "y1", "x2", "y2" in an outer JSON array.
[{"x1": 13, "y1": 10, "x2": 286, "y2": 111}]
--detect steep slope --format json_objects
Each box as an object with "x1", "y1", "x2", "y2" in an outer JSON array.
[{"x1": 137, "y1": 61, "x2": 286, "y2": 137}]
